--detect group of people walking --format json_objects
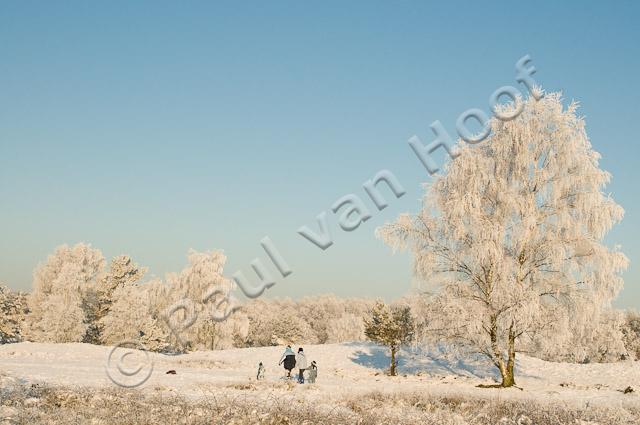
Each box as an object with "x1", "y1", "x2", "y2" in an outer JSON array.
[
  {"x1": 278, "y1": 345, "x2": 317, "y2": 383},
  {"x1": 255, "y1": 345, "x2": 318, "y2": 383}
]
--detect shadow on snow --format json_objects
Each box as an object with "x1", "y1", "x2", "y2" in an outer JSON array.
[{"x1": 349, "y1": 344, "x2": 502, "y2": 380}]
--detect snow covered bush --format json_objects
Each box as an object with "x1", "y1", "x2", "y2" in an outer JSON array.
[
  {"x1": 195, "y1": 310, "x2": 250, "y2": 350},
  {"x1": 379, "y1": 92, "x2": 628, "y2": 386},
  {"x1": 528, "y1": 305, "x2": 627, "y2": 363},
  {"x1": 296, "y1": 295, "x2": 373, "y2": 344},
  {"x1": 325, "y1": 313, "x2": 365, "y2": 343},
  {"x1": 245, "y1": 298, "x2": 318, "y2": 346},
  {"x1": 295, "y1": 295, "x2": 342, "y2": 343},
  {"x1": 242, "y1": 295, "x2": 374, "y2": 347},
  {"x1": 622, "y1": 310, "x2": 640, "y2": 360},
  {"x1": 570, "y1": 308, "x2": 627, "y2": 363},
  {"x1": 0, "y1": 284, "x2": 28, "y2": 344}
]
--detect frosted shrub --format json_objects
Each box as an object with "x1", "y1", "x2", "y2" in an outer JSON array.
[
  {"x1": 0, "y1": 284, "x2": 28, "y2": 344},
  {"x1": 622, "y1": 310, "x2": 640, "y2": 360},
  {"x1": 326, "y1": 313, "x2": 365, "y2": 343}
]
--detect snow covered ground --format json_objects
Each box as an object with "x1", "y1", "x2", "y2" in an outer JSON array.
[{"x1": 1, "y1": 341, "x2": 638, "y2": 412}]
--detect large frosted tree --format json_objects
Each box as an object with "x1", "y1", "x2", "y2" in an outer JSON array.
[
  {"x1": 39, "y1": 264, "x2": 89, "y2": 342},
  {"x1": 153, "y1": 250, "x2": 247, "y2": 351},
  {"x1": 379, "y1": 93, "x2": 628, "y2": 387},
  {"x1": 93, "y1": 255, "x2": 147, "y2": 342},
  {"x1": 25, "y1": 243, "x2": 105, "y2": 343},
  {"x1": 99, "y1": 278, "x2": 171, "y2": 352}
]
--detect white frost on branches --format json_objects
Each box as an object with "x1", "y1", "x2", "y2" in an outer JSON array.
[
  {"x1": 25, "y1": 244, "x2": 104, "y2": 343},
  {"x1": 378, "y1": 93, "x2": 628, "y2": 385},
  {"x1": 99, "y1": 279, "x2": 171, "y2": 352},
  {"x1": 150, "y1": 250, "x2": 249, "y2": 351},
  {"x1": 0, "y1": 284, "x2": 28, "y2": 344}
]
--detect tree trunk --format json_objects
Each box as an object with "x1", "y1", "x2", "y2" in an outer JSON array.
[
  {"x1": 390, "y1": 346, "x2": 397, "y2": 376},
  {"x1": 489, "y1": 315, "x2": 517, "y2": 388},
  {"x1": 500, "y1": 324, "x2": 517, "y2": 387},
  {"x1": 500, "y1": 358, "x2": 516, "y2": 387}
]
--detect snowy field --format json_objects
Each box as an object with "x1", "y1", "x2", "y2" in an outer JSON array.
[{"x1": 1, "y1": 342, "x2": 639, "y2": 424}]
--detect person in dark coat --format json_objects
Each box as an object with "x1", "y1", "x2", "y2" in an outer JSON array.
[{"x1": 278, "y1": 345, "x2": 296, "y2": 378}]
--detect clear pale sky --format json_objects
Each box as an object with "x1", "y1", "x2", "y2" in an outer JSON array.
[{"x1": 1, "y1": 1, "x2": 638, "y2": 308}]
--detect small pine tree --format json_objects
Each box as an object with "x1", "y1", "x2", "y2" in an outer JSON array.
[{"x1": 364, "y1": 301, "x2": 414, "y2": 376}]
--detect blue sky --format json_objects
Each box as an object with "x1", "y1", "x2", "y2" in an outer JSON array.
[{"x1": 1, "y1": 1, "x2": 638, "y2": 308}]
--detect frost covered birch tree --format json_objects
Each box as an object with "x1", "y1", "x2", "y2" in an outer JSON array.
[
  {"x1": 39, "y1": 264, "x2": 89, "y2": 342},
  {"x1": 155, "y1": 250, "x2": 247, "y2": 351},
  {"x1": 25, "y1": 243, "x2": 105, "y2": 343},
  {"x1": 378, "y1": 93, "x2": 628, "y2": 387}
]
